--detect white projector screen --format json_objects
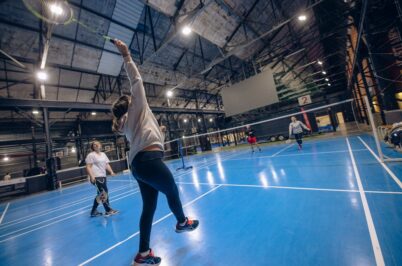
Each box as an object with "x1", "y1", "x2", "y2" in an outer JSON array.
[{"x1": 221, "y1": 69, "x2": 278, "y2": 116}]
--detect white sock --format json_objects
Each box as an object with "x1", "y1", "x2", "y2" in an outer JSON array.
[
  {"x1": 179, "y1": 218, "x2": 187, "y2": 226},
  {"x1": 140, "y1": 249, "x2": 150, "y2": 257}
]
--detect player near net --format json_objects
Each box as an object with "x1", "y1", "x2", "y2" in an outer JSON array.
[
  {"x1": 288, "y1": 116, "x2": 310, "y2": 150},
  {"x1": 246, "y1": 125, "x2": 262, "y2": 152},
  {"x1": 86, "y1": 140, "x2": 119, "y2": 217},
  {"x1": 111, "y1": 39, "x2": 199, "y2": 266}
]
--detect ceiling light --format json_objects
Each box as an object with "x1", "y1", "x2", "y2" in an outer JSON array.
[
  {"x1": 317, "y1": 60, "x2": 323, "y2": 65},
  {"x1": 327, "y1": 83, "x2": 331, "y2": 86},
  {"x1": 91, "y1": 112, "x2": 96, "y2": 116},
  {"x1": 209, "y1": 118, "x2": 213, "y2": 122},
  {"x1": 325, "y1": 78, "x2": 329, "y2": 82},
  {"x1": 197, "y1": 118, "x2": 201, "y2": 122},
  {"x1": 298, "y1": 15, "x2": 307, "y2": 21},
  {"x1": 71, "y1": 147, "x2": 76, "y2": 153},
  {"x1": 183, "y1": 119, "x2": 188, "y2": 123},
  {"x1": 3, "y1": 156, "x2": 9, "y2": 162},
  {"x1": 32, "y1": 109, "x2": 39, "y2": 115},
  {"x1": 182, "y1": 25, "x2": 192, "y2": 35},
  {"x1": 322, "y1": 71, "x2": 327, "y2": 75},
  {"x1": 166, "y1": 90, "x2": 173, "y2": 98},
  {"x1": 49, "y1": 4, "x2": 64, "y2": 16},
  {"x1": 36, "y1": 71, "x2": 48, "y2": 81}
]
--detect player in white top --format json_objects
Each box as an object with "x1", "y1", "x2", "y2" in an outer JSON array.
[
  {"x1": 289, "y1": 116, "x2": 310, "y2": 150},
  {"x1": 111, "y1": 40, "x2": 199, "y2": 266},
  {"x1": 86, "y1": 140, "x2": 118, "y2": 217}
]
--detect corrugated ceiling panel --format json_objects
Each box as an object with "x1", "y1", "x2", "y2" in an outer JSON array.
[
  {"x1": 103, "y1": 23, "x2": 135, "y2": 52},
  {"x1": 97, "y1": 52, "x2": 124, "y2": 76},
  {"x1": 113, "y1": 0, "x2": 144, "y2": 27},
  {"x1": 97, "y1": 0, "x2": 144, "y2": 76}
]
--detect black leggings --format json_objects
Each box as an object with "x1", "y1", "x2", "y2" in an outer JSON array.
[
  {"x1": 91, "y1": 177, "x2": 111, "y2": 213},
  {"x1": 295, "y1": 133, "x2": 303, "y2": 145},
  {"x1": 131, "y1": 151, "x2": 186, "y2": 252}
]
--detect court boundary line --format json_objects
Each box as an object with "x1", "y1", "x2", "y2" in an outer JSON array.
[
  {"x1": 0, "y1": 149, "x2": 249, "y2": 240},
  {"x1": 346, "y1": 137, "x2": 384, "y2": 266},
  {"x1": 175, "y1": 182, "x2": 402, "y2": 194},
  {"x1": 6, "y1": 173, "x2": 133, "y2": 211},
  {"x1": 358, "y1": 136, "x2": 402, "y2": 189},
  {"x1": 0, "y1": 189, "x2": 138, "y2": 239},
  {"x1": 0, "y1": 189, "x2": 140, "y2": 243},
  {"x1": 0, "y1": 203, "x2": 10, "y2": 225},
  {"x1": 78, "y1": 185, "x2": 223, "y2": 266},
  {"x1": 0, "y1": 183, "x2": 135, "y2": 228},
  {"x1": 224, "y1": 148, "x2": 367, "y2": 161},
  {"x1": 271, "y1": 144, "x2": 294, "y2": 157}
]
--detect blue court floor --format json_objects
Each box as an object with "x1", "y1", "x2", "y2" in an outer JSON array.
[{"x1": 0, "y1": 135, "x2": 401, "y2": 266}]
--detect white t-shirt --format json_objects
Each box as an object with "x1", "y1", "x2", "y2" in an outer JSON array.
[
  {"x1": 121, "y1": 58, "x2": 164, "y2": 164},
  {"x1": 85, "y1": 152, "x2": 110, "y2": 177},
  {"x1": 289, "y1": 121, "x2": 309, "y2": 135}
]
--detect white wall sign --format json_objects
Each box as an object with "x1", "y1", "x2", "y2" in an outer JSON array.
[{"x1": 298, "y1": 95, "x2": 312, "y2": 106}]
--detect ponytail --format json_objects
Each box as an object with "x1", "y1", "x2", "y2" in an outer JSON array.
[{"x1": 111, "y1": 95, "x2": 130, "y2": 133}]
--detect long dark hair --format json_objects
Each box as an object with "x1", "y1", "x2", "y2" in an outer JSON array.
[{"x1": 112, "y1": 95, "x2": 130, "y2": 133}]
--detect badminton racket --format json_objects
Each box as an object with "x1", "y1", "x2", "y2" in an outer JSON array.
[
  {"x1": 22, "y1": 0, "x2": 116, "y2": 43},
  {"x1": 92, "y1": 178, "x2": 109, "y2": 205}
]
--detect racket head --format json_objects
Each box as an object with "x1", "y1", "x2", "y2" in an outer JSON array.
[
  {"x1": 22, "y1": 0, "x2": 74, "y2": 25},
  {"x1": 96, "y1": 190, "x2": 108, "y2": 204}
]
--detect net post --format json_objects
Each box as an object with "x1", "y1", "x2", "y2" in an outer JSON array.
[
  {"x1": 363, "y1": 95, "x2": 384, "y2": 162},
  {"x1": 126, "y1": 151, "x2": 130, "y2": 171},
  {"x1": 176, "y1": 138, "x2": 192, "y2": 171}
]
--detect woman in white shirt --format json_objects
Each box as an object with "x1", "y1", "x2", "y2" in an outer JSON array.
[
  {"x1": 289, "y1": 116, "x2": 310, "y2": 150},
  {"x1": 86, "y1": 141, "x2": 118, "y2": 217}
]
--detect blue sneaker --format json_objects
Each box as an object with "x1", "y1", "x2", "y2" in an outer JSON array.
[
  {"x1": 175, "y1": 217, "x2": 199, "y2": 233},
  {"x1": 133, "y1": 249, "x2": 161, "y2": 266}
]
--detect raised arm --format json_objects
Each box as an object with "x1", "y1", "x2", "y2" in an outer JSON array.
[
  {"x1": 289, "y1": 123, "x2": 292, "y2": 136},
  {"x1": 113, "y1": 39, "x2": 147, "y2": 106}
]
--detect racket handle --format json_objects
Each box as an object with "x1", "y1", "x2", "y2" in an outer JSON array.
[{"x1": 109, "y1": 38, "x2": 116, "y2": 44}]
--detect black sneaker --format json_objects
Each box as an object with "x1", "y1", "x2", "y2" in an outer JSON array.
[
  {"x1": 90, "y1": 210, "x2": 102, "y2": 217},
  {"x1": 133, "y1": 249, "x2": 161, "y2": 266},
  {"x1": 175, "y1": 217, "x2": 199, "y2": 233},
  {"x1": 104, "y1": 209, "x2": 119, "y2": 217}
]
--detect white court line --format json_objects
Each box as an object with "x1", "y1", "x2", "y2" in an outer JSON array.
[
  {"x1": 346, "y1": 138, "x2": 384, "y2": 266},
  {"x1": 7, "y1": 173, "x2": 133, "y2": 211},
  {"x1": 358, "y1": 136, "x2": 402, "y2": 189},
  {"x1": 108, "y1": 180, "x2": 135, "y2": 182},
  {"x1": 271, "y1": 144, "x2": 294, "y2": 157},
  {"x1": 224, "y1": 149, "x2": 367, "y2": 161},
  {"x1": 0, "y1": 184, "x2": 134, "y2": 228},
  {"x1": 0, "y1": 189, "x2": 140, "y2": 243},
  {"x1": 0, "y1": 189, "x2": 138, "y2": 239},
  {"x1": 8, "y1": 184, "x2": 106, "y2": 212},
  {"x1": 176, "y1": 182, "x2": 402, "y2": 195},
  {"x1": 1, "y1": 151, "x2": 245, "y2": 241},
  {"x1": 0, "y1": 203, "x2": 10, "y2": 225},
  {"x1": 78, "y1": 185, "x2": 223, "y2": 266},
  {"x1": 172, "y1": 149, "x2": 250, "y2": 179}
]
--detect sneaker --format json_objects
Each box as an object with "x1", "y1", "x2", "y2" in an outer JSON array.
[
  {"x1": 175, "y1": 217, "x2": 199, "y2": 233},
  {"x1": 132, "y1": 249, "x2": 161, "y2": 266},
  {"x1": 90, "y1": 210, "x2": 102, "y2": 217},
  {"x1": 104, "y1": 209, "x2": 119, "y2": 217}
]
